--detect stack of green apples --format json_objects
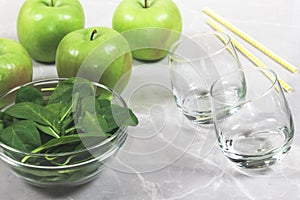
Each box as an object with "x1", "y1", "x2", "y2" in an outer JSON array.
[{"x1": 0, "y1": 0, "x2": 182, "y2": 95}]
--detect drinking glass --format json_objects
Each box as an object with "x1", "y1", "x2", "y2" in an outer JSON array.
[
  {"x1": 168, "y1": 31, "x2": 243, "y2": 124},
  {"x1": 210, "y1": 68, "x2": 294, "y2": 175}
]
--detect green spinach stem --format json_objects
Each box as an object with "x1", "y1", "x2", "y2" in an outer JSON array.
[
  {"x1": 41, "y1": 87, "x2": 56, "y2": 92},
  {"x1": 60, "y1": 105, "x2": 72, "y2": 123},
  {"x1": 65, "y1": 127, "x2": 76, "y2": 135}
]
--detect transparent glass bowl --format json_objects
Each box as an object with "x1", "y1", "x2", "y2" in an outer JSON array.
[{"x1": 0, "y1": 79, "x2": 128, "y2": 187}]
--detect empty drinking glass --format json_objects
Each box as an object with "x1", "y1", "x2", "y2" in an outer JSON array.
[
  {"x1": 211, "y1": 68, "x2": 294, "y2": 175},
  {"x1": 169, "y1": 31, "x2": 243, "y2": 124}
]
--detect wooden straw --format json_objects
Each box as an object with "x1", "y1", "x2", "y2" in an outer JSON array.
[
  {"x1": 207, "y1": 19, "x2": 292, "y2": 92},
  {"x1": 203, "y1": 7, "x2": 298, "y2": 74}
]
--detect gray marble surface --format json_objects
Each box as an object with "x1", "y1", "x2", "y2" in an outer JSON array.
[{"x1": 1, "y1": 0, "x2": 300, "y2": 199}]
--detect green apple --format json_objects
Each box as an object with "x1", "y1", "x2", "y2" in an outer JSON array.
[
  {"x1": 0, "y1": 38, "x2": 32, "y2": 97},
  {"x1": 112, "y1": 0, "x2": 182, "y2": 61},
  {"x1": 56, "y1": 27, "x2": 132, "y2": 93},
  {"x1": 17, "y1": 0, "x2": 85, "y2": 63}
]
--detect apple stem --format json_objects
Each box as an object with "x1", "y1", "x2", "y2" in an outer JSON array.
[
  {"x1": 90, "y1": 29, "x2": 98, "y2": 41},
  {"x1": 51, "y1": 0, "x2": 54, "y2": 6},
  {"x1": 144, "y1": 0, "x2": 148, "y2": 8}
]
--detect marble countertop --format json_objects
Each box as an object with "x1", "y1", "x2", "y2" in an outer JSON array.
[{"x1": 0, "y1": 0, "x2": 300, "y2": 199}]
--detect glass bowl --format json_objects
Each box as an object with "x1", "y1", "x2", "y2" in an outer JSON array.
[{"x1": 0, "y1": 78, "x2": 128, "y2": 188}]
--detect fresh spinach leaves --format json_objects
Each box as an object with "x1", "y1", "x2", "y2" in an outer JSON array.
[
  {"x1": 0, "y1": 77, "x2": 138, "y2": 179},
  {"x1": 15, "y1": 86, "x2": 46, "y2": 106},
  {"x1": 0, "y1": 120, "x2": 41, "y2": 152},
  {"x1": 5, "y1": 102, "x2": 60, "y2": 134}
]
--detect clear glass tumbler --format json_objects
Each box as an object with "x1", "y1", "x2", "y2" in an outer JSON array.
[
  {"x1": 211, "y1": 68, "x2": 294, "y2": 176},
  {"x1": 169, "y1": 31, "x2": 243, "y2": 124}
]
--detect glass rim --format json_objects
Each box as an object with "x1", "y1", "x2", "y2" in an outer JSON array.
[
  {"x1": 168, "y1": 31, "x2": 232, "y2": 63},
  {"x1": 0, "y1": 78, "x2": 128, "y2": 159},
  {"x1": 210, "y1": 67, "x2": 279, "y2": 106}
]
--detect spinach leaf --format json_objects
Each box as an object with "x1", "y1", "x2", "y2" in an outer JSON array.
[
  {"x1": 98, "y1": 99, "x2": 111, "y2": 107},
  {"x1": 45, "y1": 103, "x2": 65, "y2": 117},
  {"x1": 59, "y1": 102, "x2": 73, "y2": 123},
  {"x1": 48, "y1": 80, "x2": 74, "y2": 105},
  {"x1": 97, "y1": 115, "x2": 108, "y2": 133},
  {"x1": 66, "y1": 79, "x2": 95, "y2": 125},
  {"x1": 0, "y1": 111, "x2": 13, "y2": 131},
  {"x1": 0, "y1": 120, "x2": 41, "y2": 152},
  {"x1": 98, "y1": 103, "x2": 139, "y2": 132},
  {"x1": 78, "y1": 111, "x2": 108, "y2": 135},
  {"x1": 30, "y1": 133, "x2": 108, "y2": 154},
  {"x1": 96, "y1": 90, "x2": 113, "y2": 100},
  {"x1": 46, "y1": 102, "x2": 74, "y2": 135},
  {"x1": 75, "y1": 96, "x2": 108, "y2": 135},
  {"x1": 72, "y1": 78, "x2": 95, "y2": 99},
  {"x1": 15, "y1": 86, "x2": 46, "y2": 106},
  {"x1": 34, "y1": 123, "x2": 60, "y2": 139},
  {"x1": 95, "y1": 98, "x2": 138, "y2": 131},
  {"x1": 61, "y1": 116, "x2": 76, "y2": 135},
  {"x1": 110, "y1": 104, "x2": 139, "y2": 127},
  {"x1": 49, "y1": 77, "x2": 94, "y2": 106},
  {"x1": 5, "y1": 102, "x2": 59, "y2": 134},
  {"x1": 21, "y1": 132, "x2": 108, "y2": 163}
]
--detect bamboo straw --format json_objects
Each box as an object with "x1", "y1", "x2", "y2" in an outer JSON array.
[
  {"x1": 207, "y1": 19, "x2": 292, "y2": 92},
  {"x1": 203, "y1": 7, "x2": 298, "y2": 74}
]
